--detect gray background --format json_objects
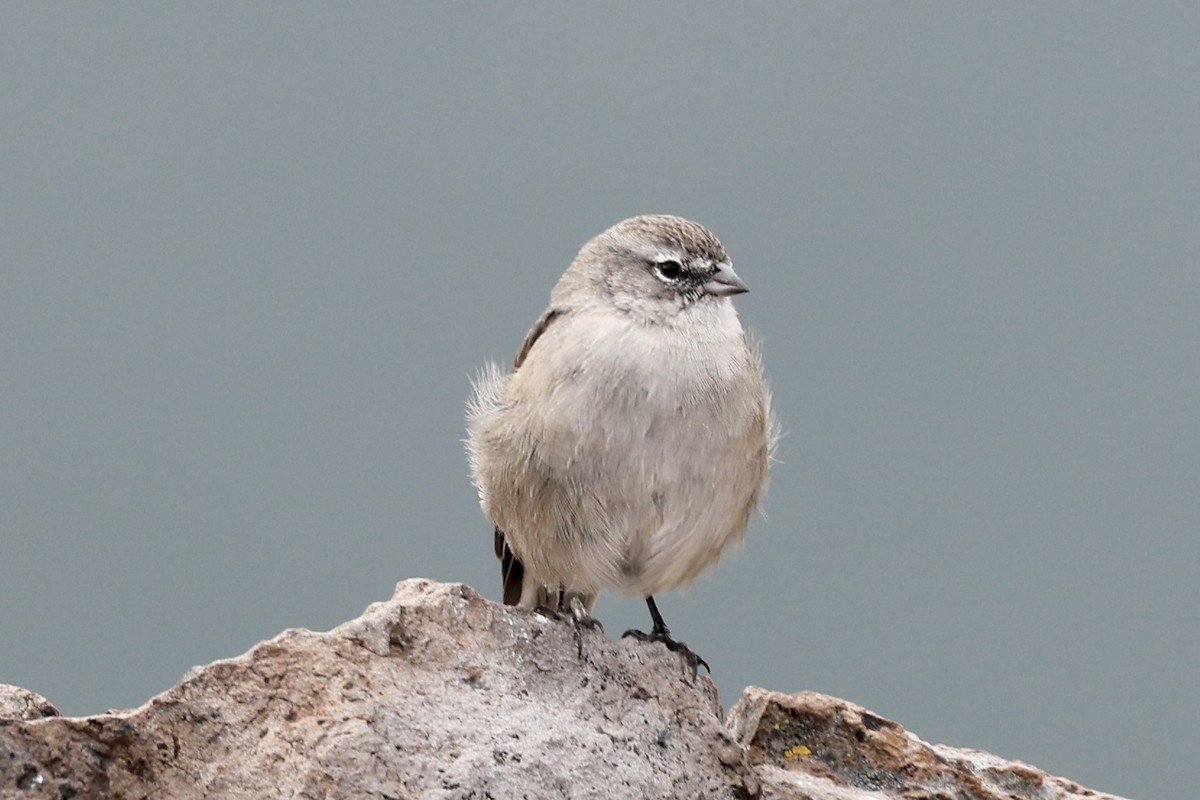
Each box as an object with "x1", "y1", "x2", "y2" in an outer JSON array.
[{"x1": 2, "y1": 4, "x2": 1196, "y2": 798}]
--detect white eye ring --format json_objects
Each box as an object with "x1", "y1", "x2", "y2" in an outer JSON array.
[{"x1": 654, "y1": 260, "x2": 683, "y2": 282}]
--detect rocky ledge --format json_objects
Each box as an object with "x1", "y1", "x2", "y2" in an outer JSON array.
[{"x1": 1, "y1": 579, "x2": 1128, "y2": 799}]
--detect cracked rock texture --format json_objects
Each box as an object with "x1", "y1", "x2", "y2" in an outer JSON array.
[{"x1": 0, "y1": 579, "x2": 1129, "y2": 800}]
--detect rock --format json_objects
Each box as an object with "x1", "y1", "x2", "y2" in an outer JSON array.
[
  {"x1": 0, "y1": 579, "x2": 1129, "y2": 800},
  {"x1": 0, "y1": 686, "x2": 59, "y2": 722},
  {"x1": 728, "y1": 688, "x2": 1129, "y2": 800},
  {"x1": 0, "y1": 580, "x2": 753, "y2": 799}
]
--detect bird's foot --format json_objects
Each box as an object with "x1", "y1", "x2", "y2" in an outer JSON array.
[
  {"x1": 566, "y1": 595, "x2": 603, "y2": 659},
  {"x1": 622, "y1": 626, "x2": 710, "y2": 676},
  {"x1": 533, "y1": 603, "x2": 568, "y2": 622},
  {"x1": 534, "y1": 596, "x2": 603, "y2": 659}
]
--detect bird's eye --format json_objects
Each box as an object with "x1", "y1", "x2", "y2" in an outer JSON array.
[{"x1": 654, "y1": 260, "x2": 683, "y2": 281}]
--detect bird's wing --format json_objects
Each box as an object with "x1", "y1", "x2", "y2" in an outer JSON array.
[
  {"x1": 513, "y1": 307, "x2": 565, "y2": 369},
  {"x1": 495, "y1": 526, "x2": 525, "y2": 606},
  {"x1": 493, "y1": 306, "x2": 567, "y2": 606}
]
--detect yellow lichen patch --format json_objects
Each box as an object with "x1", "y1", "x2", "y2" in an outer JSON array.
[{"x1": 783, "y1": 744, "x2": 811, "y2": 759}]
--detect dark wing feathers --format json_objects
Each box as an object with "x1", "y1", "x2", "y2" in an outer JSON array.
[
  {"x1": 495, "y1": 527, "x2": 525, "y2": 606},
  {"x1": 513, "y1": 308, "x2": 564, "y2": 369}
]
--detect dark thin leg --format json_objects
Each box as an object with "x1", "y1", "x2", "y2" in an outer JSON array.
[
  {"x1": 623, "y1": 595, "x2": 710, "y2": 676},
  {"x1": 646, "y1": 595, "x2": 669, "y2": 633}
]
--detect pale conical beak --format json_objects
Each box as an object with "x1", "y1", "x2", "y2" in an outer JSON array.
[{"x1": 703, "y1": 263, "x2": 749, "y2": 297}]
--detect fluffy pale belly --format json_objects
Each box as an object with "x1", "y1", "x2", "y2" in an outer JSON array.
[{"x1": 495, "y1": 403, "x2": 759, "y2": 598}]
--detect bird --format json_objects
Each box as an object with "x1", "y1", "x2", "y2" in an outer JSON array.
[{"x1": 466, "y1": 214, "x2": 774, "y2": 672}]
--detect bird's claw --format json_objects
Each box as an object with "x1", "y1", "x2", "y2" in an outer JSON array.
[
  {"x1": 535, "y1": 598, "x2": 603, "y2": 659},
  {"x1": 622, "y1": 627, "x2": 710, "y2": 676}
]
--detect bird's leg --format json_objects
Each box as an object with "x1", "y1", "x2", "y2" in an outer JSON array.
[
  {"x1": 566, "y1": 594, "x2": 603, "y2": 659},
  {"x1": 623, "y1": 595, "x2": 710, "y2": 676},
  {"x1": 533, "y1": 585, "x2": 568, "y2": 620},
  {"x1": 533, "y1": 587, "x2": 603, "y2": 659}
]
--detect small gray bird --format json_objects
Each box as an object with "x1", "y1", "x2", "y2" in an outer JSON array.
[{"x1": 466, "y1": 214, "x2": 774, "y2": 670}]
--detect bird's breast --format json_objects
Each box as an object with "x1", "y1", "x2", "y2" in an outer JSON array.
[{"x1": 515, "y1": 311, "x2": 758, "y2": 476}]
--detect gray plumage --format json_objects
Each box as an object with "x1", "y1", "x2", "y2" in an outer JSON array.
[{"x1": 466, "y1": 214, "x2": 775, "y2": 623}]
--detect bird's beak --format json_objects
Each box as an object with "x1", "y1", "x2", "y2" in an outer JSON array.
[{"x1": 703, "y1": 263, "x2": 749, "y2": 297}]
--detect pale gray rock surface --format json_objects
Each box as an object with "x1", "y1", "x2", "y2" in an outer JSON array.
[{"x1": 0, "y1": 579, "x2": 1131, "y2": 800}]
